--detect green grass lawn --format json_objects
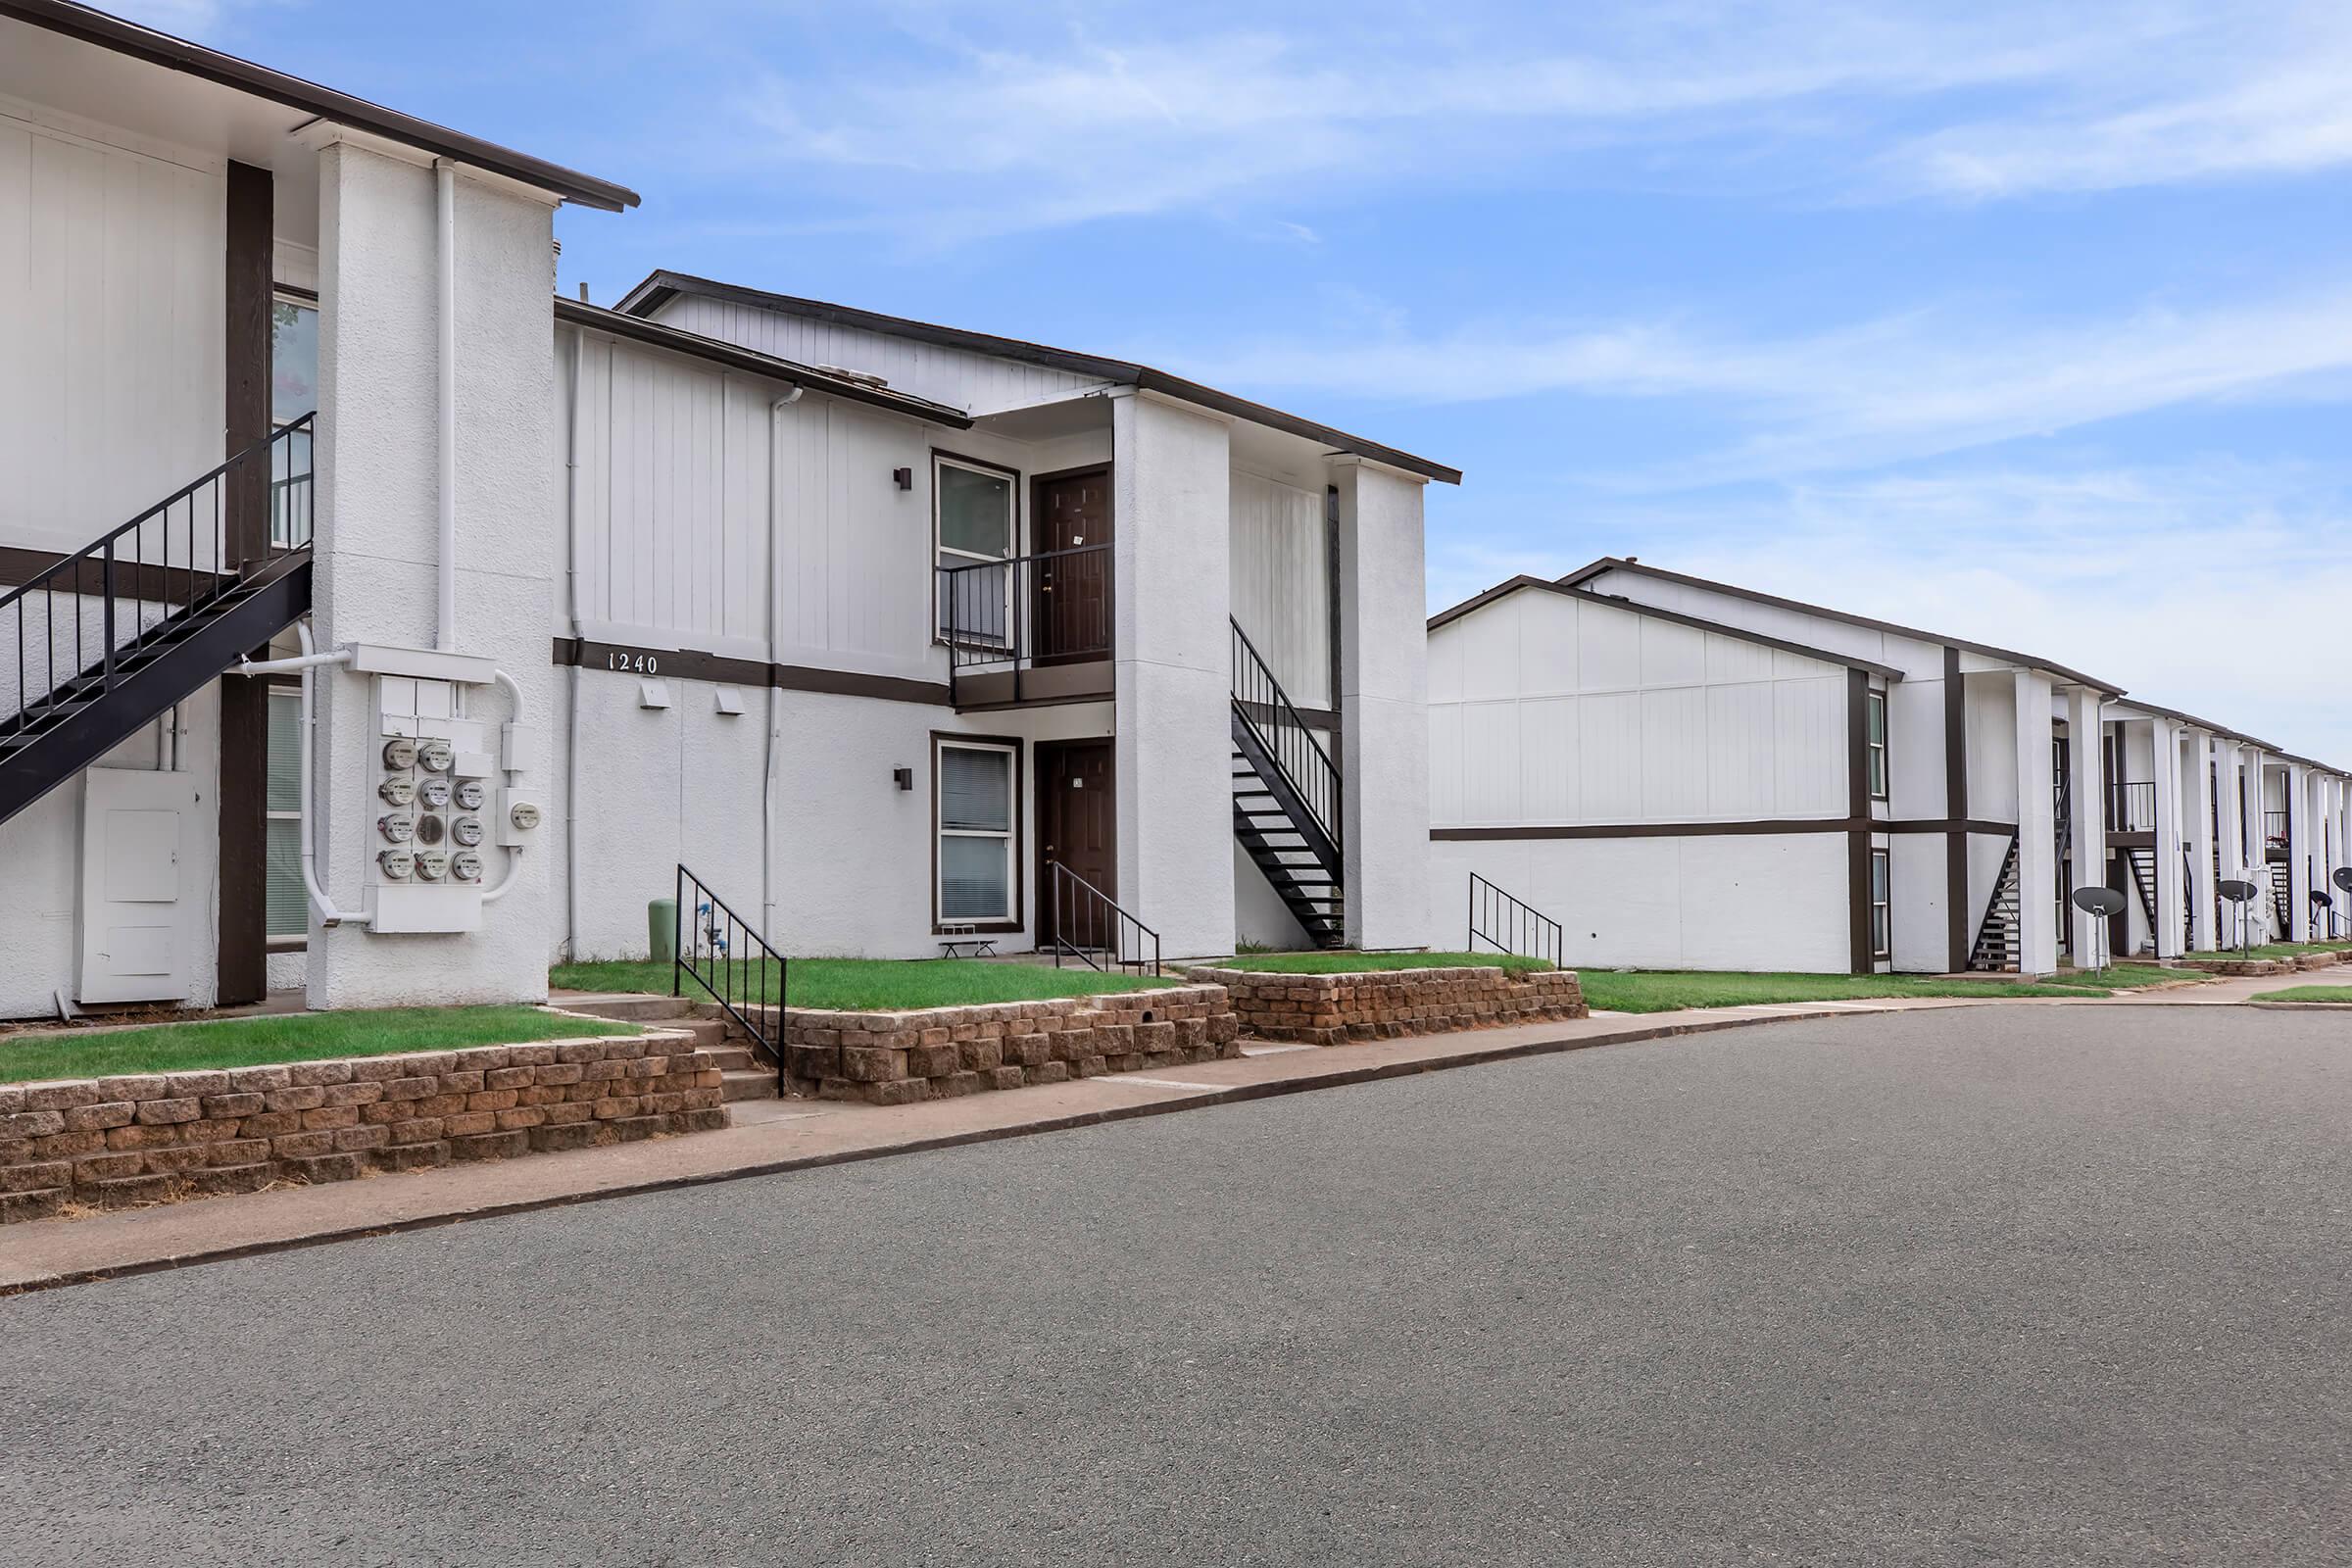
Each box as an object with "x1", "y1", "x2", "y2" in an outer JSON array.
[
  {"x1": 1571, "y1": 966, "x2": 2190, "y2": 1015},
  {"x1": 1214, "y1": 951, "x2": 1557, "y2": 976},
  {"x1": 552, "y1": 957, "x2": 1177, "y2": 1012},
  {"x1": 0, "y1": 1005, "x2": 640, "y2": 1086},
  {"x1": 2253, "y1": 986, "x2": 2352, "y2": 1003},
  {"x1": 2240, "y1": 942, "x2": 2352, "y2": 959}
]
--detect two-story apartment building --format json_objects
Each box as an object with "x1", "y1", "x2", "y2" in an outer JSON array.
[
  {"x1": 1427, "y1": 559, "x2": 2352, "y2": 974},
  {"x1": 0, "y1": 3, "x2": 1454, "y2": 1020},
  {"x1": 551, "y1": 272, "x2": 1451, "y2": 966}
]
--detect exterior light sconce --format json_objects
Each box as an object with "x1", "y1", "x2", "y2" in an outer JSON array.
[
  {"x1": 892, "y1": 766, "x2": 914, "y2": 791},
  {"x1": 893, "y1": 466, "x2": 913, "y2": 491}
]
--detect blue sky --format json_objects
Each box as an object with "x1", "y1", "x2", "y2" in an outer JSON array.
[{"x1": 158, "y1": 0, "x2": 2352, "y2": 761}]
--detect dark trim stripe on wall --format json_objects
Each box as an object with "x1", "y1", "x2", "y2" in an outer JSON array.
[
  {"x1": 1430, "y1": 815, "x2": 2019, "y2": 841},
  {"x1": 216, "y1": 159, "x2": 273, "y2": 1009},
  {"x1": 553, "y1": 637, "x2": 956, "y2": 707},
  {"x1": 1846, "y1": 667, "x2": 1874, "y2": 974},
  {"x1": 1943, "y1": 646, "x2": 1971, "y2": 972}
]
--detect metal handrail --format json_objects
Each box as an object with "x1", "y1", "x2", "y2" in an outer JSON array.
[
  {"x1": 938, "y1": 543, "x2": 1111, "y2": 705},
  {"x1": 1046, "y1": 860, "x2": 1160, "y2": 975},
  {"x1": 1230, "y1": 616, "x2": 1340, "y2": 859},
  {"x1": 672, "y1": 862, "x2": 787, "y2": 1094},
  {"x1": 1467, "y1": 872, "x2": 1562, "y2": 968},
  {"x1": 2103, "y1": 780, "x2": 2155, "y2": 833},
  {"x1": 3, "y1": 415, "x2": 313, "y2": 732}
]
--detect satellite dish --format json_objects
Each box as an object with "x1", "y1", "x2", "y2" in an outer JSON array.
[
  {"x1": 2071, "y1": 886, "x2": 2128, "y2": 917},
  {"x1": 2219, "y1": 879, "x2": 2258, "y2": 904},
  {"x1": 2311, "y1": 890, "x2": 2333, "y2": 906},
  {"x1": 2335, "y1": 867, "x2": 2352, "y2": 894}
]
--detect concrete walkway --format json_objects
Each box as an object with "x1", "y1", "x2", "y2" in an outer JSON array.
[{"x1": 0, "y1": 977, "x2": 2306, "y2": 1296}]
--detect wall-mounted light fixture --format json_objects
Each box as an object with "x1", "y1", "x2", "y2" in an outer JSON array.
[
  {"x1": 892, "y1": 766, "x2": 914, "y2": 792},
  {"x1": 893, "y1": 466, "x2": 913, "y2": 491}
]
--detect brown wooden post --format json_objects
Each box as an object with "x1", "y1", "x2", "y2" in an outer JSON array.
[{"x1": 217, "y1": 160, "x2": 274, "y2": 1005}]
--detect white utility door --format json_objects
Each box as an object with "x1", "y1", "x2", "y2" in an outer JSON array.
[{"x1": 77, "y1": 768, "x2": 201, "y2": 1004}]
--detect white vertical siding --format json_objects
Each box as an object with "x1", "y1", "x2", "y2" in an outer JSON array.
[
  {"x1": 653, "y1": 294, "x2": 1105, "y2": 416},
  {"x1": 1427, "y1": 587, "x2": 1849, "y2": 828},
  {"x1": 1229, "y1": 468, "x2": 1331, "y2": 707},
  {"x1": 0, "y1": 109, "x2": 222, "y2": 557}
]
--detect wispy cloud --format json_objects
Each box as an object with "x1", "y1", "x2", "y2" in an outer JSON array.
[
  {"x1": 1175, "y1": 285, "x2": 2352, "y2": 482},
  {"x1": 1431, "y1": 459, "x2": 2352, "y2": 763},
  {"x1": 710, "y1": 1, "x2": 2346, "y2": 236}
]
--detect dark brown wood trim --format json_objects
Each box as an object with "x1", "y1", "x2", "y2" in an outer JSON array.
[
  {"x1": 1432, "y1": 815, "x2": 2022, "y2": 842},
  {"x1": 931, "y1": 731, "x2": 1025, "y2": 935},
  {"x1": 552, "y1": 637, "x2": 955, "y2": 707},
  {"x1": 1944, "y1": 647, "x2": 1970, "y2": 972},
  {"x1": 1847, "y1": 669, "x2": 1874, "y2": 973},
  {"x1": 216, "y1": 160, "x2": 274, "y2": 1008},
  {"x1": 273, "y1": 281, "x2": 319, "y2": 304}
]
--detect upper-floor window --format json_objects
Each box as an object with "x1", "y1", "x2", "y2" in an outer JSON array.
[
  {"x1": 1866, "y1": 689, "x2": 1888, "y2": 801},
  {"x1": 935, "y1": 453, "x2": 1017, "y2": 645},
  {"x1": 271, "y1": 294, "x2": 318, "y2": 547}
]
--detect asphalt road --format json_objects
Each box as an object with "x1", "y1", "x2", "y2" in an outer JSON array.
[{"x1": 5, "y1": 1005, "x2": 2349, "y2": 1566}]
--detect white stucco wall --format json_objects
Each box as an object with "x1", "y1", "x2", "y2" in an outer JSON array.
[
  {"x1": 307, "y1": 141, "x2": 559, "y2": 1008},
  {"x1": 1112, "y1": 392, "x2": 1234, "y2": 958},
  {"x1": 1337, "y1": 460, "x2": 1429, "y2": 949},
  {"x1": 1428, "y1": 832, "x2": 1850, "y2": 973}
]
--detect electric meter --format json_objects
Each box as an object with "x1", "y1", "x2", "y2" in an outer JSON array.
[
  {"x1": 381, "y1": 737, "x2": 418, "y2": 771},
  {"x1": 509, "y1": 800, "x2": 543, "y2": 832},
  {"x1": 377, "y1": 849, "x2": 416, "y2": 880},
  {"x1": 454, "y1": 779, "x2": 486, "y2": 811},
  {"x1": 418, "y1": 775, "x2": 453, "y2": 809},
  {"x1": 378, "y1": 775, "x2": 416, "y2": 807},
  {"x1": 415, "y1": 814, "x2": 446, "y2": 847},
  {"x1": 416, "y1": 739, "x2": 454, "y2": 773},
  {"x1": 414, "y1": 848, "x2": 450, "y2": 881},
  {"x1": 378, "y1": 813, "x2": 415, "y2": 844},
  {"x1": 451, "y1": 815, "x2": 484, "y2": 847},
  {"x1": 450, "y1": 849, "x2": 483, "y2": 882}
]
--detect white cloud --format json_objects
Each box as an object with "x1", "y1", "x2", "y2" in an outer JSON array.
[
  {"x1": 1176, "y1": 286, "x2": 2352, "y2": 481},
  {"x1": 1429, "y1": 461, "x2": 2352, "y2": 764}
]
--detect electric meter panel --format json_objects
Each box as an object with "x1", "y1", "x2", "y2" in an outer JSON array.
[{"x1": 368, "y1": 671, "x2": 496, "y2": 932}]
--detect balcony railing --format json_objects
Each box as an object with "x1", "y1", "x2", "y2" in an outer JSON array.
[
  {"x1": 2104, "y1": 780, "x2": 2154, "y2": 833},
  {"x1": 939, "y1": 544, "x2": 1110, "y2": 707},
  {"x1": 2265, "y1": 810, "x2": 2289, "y2": 857}
]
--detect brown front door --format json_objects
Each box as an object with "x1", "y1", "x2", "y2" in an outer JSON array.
[
  {"x1": 1032, "y1": 467, "x2": 1110, "y2": 663},
  {"x1": 1037, "y1": 738, "x2": 1115, "y2": 951}
]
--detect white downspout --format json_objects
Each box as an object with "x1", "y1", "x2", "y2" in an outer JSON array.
[
  {"x1": 434, "y1": 158, "x2": 459, "y2": 654},
  {"x1": 761, "y1": 384, "x2": 804, "y2": 940},
  {"x1": 236, "y1": 623, "x2": 364, "y2": 927}
]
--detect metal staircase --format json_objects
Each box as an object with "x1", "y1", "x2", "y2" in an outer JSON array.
[
  {"x1": 1230, "y1": 618, "x2": 1344, "y2": 949},
  {"x1": 1967, "y1": 831, "x2": 2024, "y2": 971},
  {"x1": 2123, "y1": 846, "x2": 2158, "y2": 955},
  {"x1": 1, "y1": 418, "x2": 314, "y2": 828},
  {"x1": 2266, "y1": 861, "x2": 2291, "y2": 940}
]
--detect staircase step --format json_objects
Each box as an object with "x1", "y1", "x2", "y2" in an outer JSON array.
[{"x1": 721, "y1": 1068, "x2": 779, "y2": 1102}]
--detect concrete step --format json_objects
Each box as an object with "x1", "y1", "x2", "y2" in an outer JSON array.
[
  {"x1": 552, "y1": 993, "x2": 693, "y2": 1022},
  {"x1": 704, "y1": 1044, "x2": 758, "y2": 1073},
  {"x1": 721, "y1": 1068, "x2": 780, "y2": 1102}
]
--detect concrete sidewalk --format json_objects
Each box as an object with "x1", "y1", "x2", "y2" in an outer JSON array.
[{"x1": 1, "y1": 995, "x2": 1992, "y2": 1295}]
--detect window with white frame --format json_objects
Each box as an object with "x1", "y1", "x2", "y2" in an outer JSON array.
[
  {"x1": 1866, "y1": 689, "x2": 1888, "y2": 802},
  {"x1": 935, "y1": 454, "x2": 1017, "y2": 645},
  {"x1": 1870, "y1": 849, "x2": 1891, "y2": 959},
  {"x1": 265, "y1": 687, "x2": 307, "y2": 941},
  {"x1": 937, "y1": 738, "x2": 1017, "y2": 926}
]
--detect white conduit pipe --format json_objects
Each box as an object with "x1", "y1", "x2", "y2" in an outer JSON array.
[
  {"x1": 434, "y1": 158, "x2": 459, "y2": 654},
  {"x1": 479, "y1": 667, "x2": 527, "y2": 903},
  {"x1": 277, "y1": 622, "x2": 363, "y2": 927}
]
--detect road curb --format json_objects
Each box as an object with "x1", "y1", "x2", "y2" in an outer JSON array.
[{"x1": 0, "y1": 1004, "x2": 1904, "y2": 1298}]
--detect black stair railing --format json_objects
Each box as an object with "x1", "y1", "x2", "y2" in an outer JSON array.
[
  {"x1": 1967, "y1": 831, "x2": 2024, "y2": 972},
  {"x1": 1230, "y1": 617, "x2": 1340, "y2": 864},
  {"x1": 2, "y1": 415, "x2": 313, "y2": 733},
  {"x1": 938, "y1": 544, "x2": 1110, "y2": 706},
  {"x1": 2103, "y1": 780, "x2": 2155, "y2": 833},
  {"x1": 1046, "y1": 860, "x2": 1160, "y2": 975},
  {"x1": 1468, "y1": 873, "x2": 1562, "y2": 968},
  {"x1": 2264, "y1": 810, "x2": 2289, "y2": 858},
  {"x1": 672, "y1": 863, "x2": 787, "y2": 1094}
]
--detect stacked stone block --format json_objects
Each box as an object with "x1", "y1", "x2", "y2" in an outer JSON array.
[
  {"x1": 0, "y1": 1031, "x2": 726, "y2": 1224},
  {"x1": 782, "y1": 985, "x2": 1241, "y2": 1105},
  {"x1": 1186, "y1": 965, "x2": 1588, "y2": 1046}
]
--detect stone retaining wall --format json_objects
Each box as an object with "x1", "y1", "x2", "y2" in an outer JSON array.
[
  {"x1": 2178, "y1": 950, "x2": 2352, "y2": 977},
  {"x1": 1186, "y1": 964, "x2": 1588, "y2": 1047},
  {"x1": 781, "y1": 985, "x2": 1240, "y2": 1105},
  {"x1": 0, "y1": 1030, "x2": 724, "y2": 1224}
]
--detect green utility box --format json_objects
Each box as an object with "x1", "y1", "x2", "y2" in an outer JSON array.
[{"x1": 647, "y1": 898, "x2": 678, "y2": 965}]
